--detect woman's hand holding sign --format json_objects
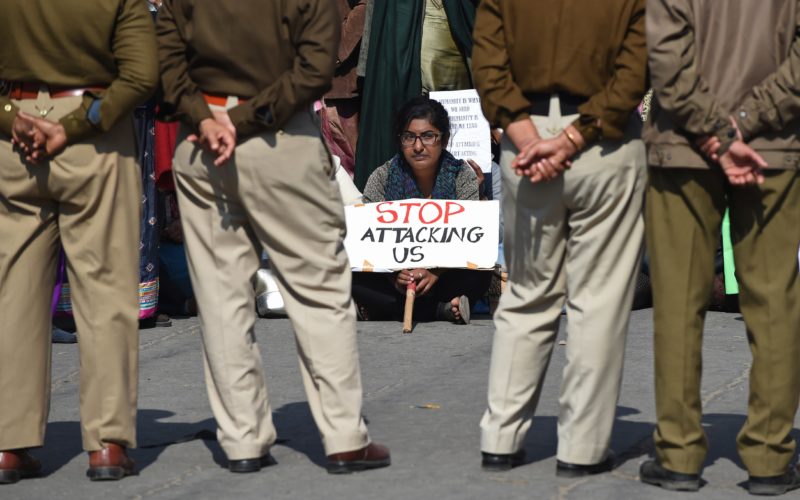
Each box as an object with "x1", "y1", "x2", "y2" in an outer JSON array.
[{"x1": 395, "y1": 268, "x2": 441, "y2": 296}]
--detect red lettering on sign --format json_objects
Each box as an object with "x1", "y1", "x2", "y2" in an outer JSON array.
[
  {"x1": 375, "y1": 200, "x2": 466, "y2": 225},
  {"x1": 419, "y1": 202, "x2": 443, "y2": 224},
  {"x1": 444, "y1": 202, "x2": 465, "y2": 223},
  {"x1": 398, "y1": 202, "x2": 421, "y2": 223},
  {"x1": 376, "y1": 202, "x2": 398, "y2": 223}
]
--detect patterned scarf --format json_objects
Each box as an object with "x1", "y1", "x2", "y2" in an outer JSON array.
[{"x1": 383, "y1": 150, "x2": 462, "y2": 201}]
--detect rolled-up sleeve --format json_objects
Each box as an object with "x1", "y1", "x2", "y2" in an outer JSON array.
[
  {"x1": 574, "y1": 0, "x2": 648, "y2": 145},
  {"x1": 59, "y1": 0, "x2": 158, "y2": 144},
  {"x1": 472, "y1": 0, "x2": 531, "y2": 130},
  {"x1": 735, "y1": 1, "x2": 800, "y2": 141},
  {"x1": 157, "y1": 0, "x2": 214, "y2": 130},
  {"x1": 226, "y1": 0, "x2": 339, "y2": 137},
  {"x1": 647, "y1": 0, "x2": 737, "y2": 147}
]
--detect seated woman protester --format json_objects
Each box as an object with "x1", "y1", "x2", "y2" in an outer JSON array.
[{"x1": 353, "y1": 96, "x2": 493, "y2": 324}]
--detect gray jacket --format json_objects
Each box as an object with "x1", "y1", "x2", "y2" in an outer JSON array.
[{"x1": 644, "y1": 0, "x2": 800, "y2": 169}]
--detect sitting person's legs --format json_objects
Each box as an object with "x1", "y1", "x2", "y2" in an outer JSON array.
[
  {"x1": 352, "y1": 272, "x2": 403, "y2": 320},
  {"x1": 415, "y1": 269, "x2": 493, "y2": 322}
]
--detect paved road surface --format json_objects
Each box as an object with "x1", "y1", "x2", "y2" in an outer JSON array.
[{"x1": 4, "y1": 310, "x2": 798, "y2": 499}]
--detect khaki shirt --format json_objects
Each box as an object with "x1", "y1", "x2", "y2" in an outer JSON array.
[
  {"x1": 645, "y1": 0, "x2": 800, "y2": 169},
  {"x1": 472, "y1": 0, "x2": 647, "y2": 145},
  {"x1": 0, "y1": 0, "x2": 158, "y2": 143},
  {"x1": 157, "y1": 0, "x2": 340, "y2": 138}
]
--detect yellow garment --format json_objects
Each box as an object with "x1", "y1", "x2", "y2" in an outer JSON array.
[{"x1": 420, "y1": 0, "x2": 471, "y2": 93}]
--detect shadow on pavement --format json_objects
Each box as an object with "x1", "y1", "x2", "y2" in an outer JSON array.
[
  {"x1": 135, "y1": 410, "x2": 221, "y2": 471},
  {"x1": 608, "y1": 410, "x2": 799, "y2": 473},
  {"x1": 43, "y1": 407, "x2": 798, "y2": 479},
  {"x1": 272, "y1": 402, "x2": 327, "y2": 468},
  {"x1": 41, "y1": 421, "x2": 82, "y2": 476},
  {"x1": 43, "y1": 410, "x2": 220, "y2": 475},
  {"x1": 517, "y1": 407, "x2": 655, "y2": 468}
]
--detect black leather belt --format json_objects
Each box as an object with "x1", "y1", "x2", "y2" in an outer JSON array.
[{"x1": 527, "y1": 92, "x2": 587, "y2": 116}]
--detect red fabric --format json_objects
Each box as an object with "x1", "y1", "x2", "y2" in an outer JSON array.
[
  {"x1": 320, "y1": 101, "x2": 360, "y2": 176},
  {"x1": 155, "y1": 120, "x2": 179, "y2": 191}
]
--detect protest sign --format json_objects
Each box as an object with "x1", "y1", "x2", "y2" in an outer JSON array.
[
  {"x1": 430, "y1": 89, "x2": 492, "y2": 173},
  {"x1": 344, "y1": 199, "x2": 499, "y2": 271}
]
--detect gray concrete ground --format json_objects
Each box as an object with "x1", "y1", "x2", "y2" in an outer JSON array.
[{"x1": 3, "y1": 310, "x2": 799, "y2": 499}]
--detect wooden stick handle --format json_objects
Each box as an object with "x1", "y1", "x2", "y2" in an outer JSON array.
[{"x1": 402, "y1": 281, "x2": 416, "y2": 333}]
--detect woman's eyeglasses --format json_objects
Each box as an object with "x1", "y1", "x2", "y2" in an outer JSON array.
[{"x1": 399, "y1": 131, "x2": 440, "y2": 146}]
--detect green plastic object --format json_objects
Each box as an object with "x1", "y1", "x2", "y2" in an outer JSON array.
[{"x1": 722, "y1": 209, "x2": 739, "y2": 295}]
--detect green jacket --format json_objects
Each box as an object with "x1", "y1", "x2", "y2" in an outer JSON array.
[{"x1": 645, "y1": 0, "x2": 800, "y2": 169}]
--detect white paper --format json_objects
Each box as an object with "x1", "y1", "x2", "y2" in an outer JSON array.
[
  {"x1": 344, "y1": 199, "x2": 500, "y2": 271},
  {"x1": 430, "y1": 89, "x2": 493, "y2": 173}
]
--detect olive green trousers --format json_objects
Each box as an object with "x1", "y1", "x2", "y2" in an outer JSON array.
[{"x1": 646, "y1": 167, "x2": 800, "y2": 477}]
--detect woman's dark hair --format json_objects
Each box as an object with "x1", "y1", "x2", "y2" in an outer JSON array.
[{"x1": 394, "y1": 95, "x2": 451, "y2": 150}]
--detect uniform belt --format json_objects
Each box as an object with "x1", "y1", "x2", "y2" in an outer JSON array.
[
  {"x1": 202, "y1": 93, "x2": 248, "y2": 106},
  {"x1": 526, "y1": 92, "x2": 587, "y2": 116},
  {"x1": 4, "y1": 82, "x2": 107, "y2": 100}
]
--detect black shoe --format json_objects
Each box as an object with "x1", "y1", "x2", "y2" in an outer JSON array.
[
  {"x1": 556, "y1": 453, "x2": 615, "y2": 478},
  {"x1": 639, "y1": 460, "x2": 701, "y2": 491},
  {"x1": 228, "y1": 453, "x2": 277, "y2": 473},
  {"x1": 481, "y1": 450, "x2": 525, "y2": 472},
  {"x1": 749, "y1": 465, "x2": 800, "y2": 496}
]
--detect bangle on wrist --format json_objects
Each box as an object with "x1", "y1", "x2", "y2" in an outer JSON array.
[{"x1": 563, "y1": 129, "x2": 581, "y2": 153}]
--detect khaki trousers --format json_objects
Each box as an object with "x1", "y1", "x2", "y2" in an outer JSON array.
[
  {"x1": 481, "y1": 98, "x2": 646, "y2": 464},
  {"x1": 173, "y1": 106, "x2": 369, "y2": 459},
  {"x1": 0, "y1": 93, "x2": 141, "y2": 451},
  {"x1": 646, "y1": 167, "x2": 800, "y2": 477}
]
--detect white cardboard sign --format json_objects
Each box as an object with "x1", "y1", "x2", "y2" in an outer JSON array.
[
  {"x1": 344, "y1": 199, "x2": 499, "y2": 271},
  {"x1": 430, "y1": 89, "x2": 493, "y2": 173}
]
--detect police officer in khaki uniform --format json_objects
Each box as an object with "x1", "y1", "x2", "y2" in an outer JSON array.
[
  {"x1": 641, "y1": 0, "x2": 800, "y2": 494},
  {"x1": 157, "y1": 0, "x2": 390, "y2": 474},
  {"x1": 472, "y1": 0, "x2": 648, "y2": 476},
  {"x1": 0, "y1": 0, "x2": 158, "y2": 484}
]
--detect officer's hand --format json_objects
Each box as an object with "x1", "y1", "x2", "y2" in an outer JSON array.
[
  {"x1": 513, "y1": 135, "x2": 571, "y2": 183},
  {"x1": 719, "y1": 141, "x2": 768, "y2": 186},
  {"x1": 11, "y1": 114, "x2": 46, "y2": 160},
  {"x1": 212, "y1": 110, "x2": 237, "y2": 137},
  {"x1": 505, "y1": 118, "x2": 542, "y2": 152},
  {"x1": 696, "y1": 135, "x2": 721, "y2": 162},
  {"x1": 14, "y1": 112, "x2": 67, "y2": 163},
  {"x1": 191, "y1": 118, "x2": 236, "y2": 167},
  {"x1": 699, "y1": 116, "x2": 745, "y2": 163}
]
